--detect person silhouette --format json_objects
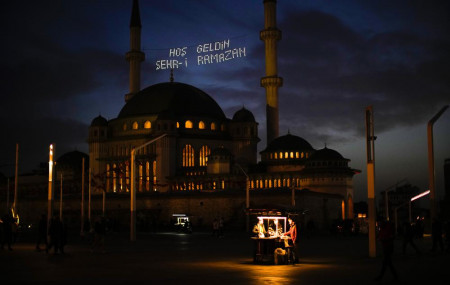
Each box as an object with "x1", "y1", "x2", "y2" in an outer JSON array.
[{"x1": 375, "y1": 220, "x2": 399, "y2": 282}]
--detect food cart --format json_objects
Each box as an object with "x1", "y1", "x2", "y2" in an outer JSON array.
[
  {"x1": 251, "y1": 213, "x2": 291, "y2": 264},
  {"x1": 172, "y1": 213, "x2": 192, "y2": 233}
]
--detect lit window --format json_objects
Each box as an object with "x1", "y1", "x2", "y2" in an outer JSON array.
[
  {"x1": 285, "y1": 152, "x2": 288, "y2": 158},
  {"x1": 182, "y1": 144, "x2": 195, "y2": 167},
  {"x1": 211, "y1": 122, "x2": 216, "y2": 130},
  {"x1": 199, "y1": 145, "x2": 211, "y2": 166},
  {"x1": 176, "y1": 122, "x2": 180, "y2": 128},
  {"x1": 274, "y1": 153, "x2": 278, "y2": 159},
  {"x1": 144, "y1": 121, "x2": 151, "y2": 129},
  {"x1": 301, "y1": 152, "x2": 304, "y2": 158},
  {"x1": 270, "y1": 153, "x2": 273, "y2": 159},
  {"x1": 290, "y1": 152, "x2": 294, "y2": 158},
  {"x1": 132, "y1": 121, "x2": 138, "y2": 130},
  {"x1": 185, "y1": 120, "x2": 193, "y2": 129},
  {"x1": 280, "y1": 152, "x2": 283, "y2": 159},
  {"x1": 199, "y1": 121, "x2": 205, "y2": 129},
  {"x1": 296, "y1": 152, "x2": 299, "y2": 158}
]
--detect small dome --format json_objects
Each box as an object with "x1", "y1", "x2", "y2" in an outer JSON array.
[
  {"x1": 262, "y1": 133, "x2": 314, "y2": 153},
  {"x1": 309, "y1": 147, "x2": 345, "y2": 160},
  {"x1": 232, "y1": 107, "x2": 255, "y2": 122},
  {"x1": 91, "y1": 115, "x2": 107, "y2": 127}
]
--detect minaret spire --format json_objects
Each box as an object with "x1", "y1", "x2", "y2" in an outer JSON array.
[
  {"x1": 125, "y1": 0, "x2": 145, "y2": 102},
  {"x1": 261, "y1": 0, "x2": 283, "y2": 144}
]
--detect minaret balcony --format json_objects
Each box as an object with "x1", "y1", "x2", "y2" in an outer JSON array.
[
  {"x1": 261, "y1": 76, "x2": 283, "y2": 88},
  {"x1": 260, "y1": 28, "x2": 281, "y2": 41}
]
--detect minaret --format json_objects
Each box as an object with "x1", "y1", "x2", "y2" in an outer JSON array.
[
  {"x1": 260, "y1": 0, "x2": 283, "y2": 144},
  {"x1": 125, "y1": 0, "x2": 145, "y2": 102}
]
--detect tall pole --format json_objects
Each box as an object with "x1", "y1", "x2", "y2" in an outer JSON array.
[
  {"x1": 13, "y1": 143, "x2": 19, "y2": 216},
  {"x1": 365, "y1": 106, "x2": 376, "y2": 258},
  {"x1": 427, "y1": 105, "x2": 448, "y2": 220},
  {"x1": 81, "y1": 157, "x2": 85, "y2": 235},
  {"x1": 130, "y1": 148, "x2": 136, "y2": 240},
  {"x1": 47, "y1": 144, "x2": 54, "y2": 236},
  {"x1": 130, "y1": 134, "x2": 167, "y2": 241},
  {"x1": 88, "y1": 168, "x2": 92, "y2": 226},
  {"x1": 6, "y1": 178, "x2": 10, "y2": 211},
  {"x1": 384, "y1": 190, "x2": 389, "y2": 221},
  {"x1": 60, "y1": 174, "x2": 63, "y2": 220},
  {"x1": 102, "y1": 190, "x2": 106, "y2": 217},
  {"x1": 246, "y1": 177, "x2": 250, "y2": 232}
]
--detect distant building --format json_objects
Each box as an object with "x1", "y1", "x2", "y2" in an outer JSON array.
[{"x1": 379, "y1": 183, "x2": 421, "y2": 222}]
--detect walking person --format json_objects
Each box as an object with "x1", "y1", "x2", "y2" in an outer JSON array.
[
  {"x1": 430, "y1": 218, "x2": 444, "y2": 252},
  {"x1": 1, "y1": 213, "x2": 13, "y2": 251},
  {"x1": 218, "y1": 217, "x2": 224, "y2": 238},
  {"x1": 402, "y1": 222, "x2": 420, "y2": 255},
  {"x1": 46, "y1": 215, "x2": 63, "y2": 254},
  {"x1": 91, "y1": 216, "x2": 106, "y2": 253},
  {"x1": 36, "y1": 214, "x2": 47, "y2": 251},
  {"x1": 212, "y1": 218, "x2": 219, "y2": 238},
  {"x1": 375, "y1": 220, "x2": 399, "y2": 282},
  {"x1": 282, "y1": 218, "x2": 299, "y2": 264}
]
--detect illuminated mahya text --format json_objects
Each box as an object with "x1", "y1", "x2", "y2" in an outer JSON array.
[{"x1": 155, "y1": 39, "x2": 246, "y2": 70}]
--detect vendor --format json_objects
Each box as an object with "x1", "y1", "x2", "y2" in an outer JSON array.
[
  {"x1": 253, "y1": 218, "x2": 267, "y2": 238},
  {"x1": 283, "y1": 218, "x2": 299, "y2": 263}
]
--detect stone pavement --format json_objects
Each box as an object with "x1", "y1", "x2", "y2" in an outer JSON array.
[{"x1": 1, "y1": 230, "x2": 449, "y2": 284}]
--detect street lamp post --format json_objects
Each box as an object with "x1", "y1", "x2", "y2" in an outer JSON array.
[
  {"x1": 235, "y1": 164, "x2": 250, "y2": 232},
  {"x1": 365, "y1": 106, "x2": 377, "y2": 258},
  {"x1": 130, "y1": 134, "x2": 167, "y2": 241},
  {"x1": 47, "y1": 144, "x2": 54, "y2": 236},
  {"x1": 427, "y1": 105, "x2": 448, "y2": 220}
]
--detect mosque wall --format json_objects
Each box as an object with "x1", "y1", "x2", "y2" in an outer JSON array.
[{"x1": 6, "y1": 190, "x2": 344, "y2": 234}]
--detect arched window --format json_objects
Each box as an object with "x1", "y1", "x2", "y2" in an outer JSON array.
[
  {"x1": 199, "y1": 145, "x2": 211, "y2": 166},
  {"x1": 211, "y1": 122, "x2": 216, "y2": 130},
  {"x1": 280, "y1": 152, "x2": 283, "y2": 159},
  {"x1": 185, "y1": 120, "x2": 193, "y2": 129},
  {"x1": 198, "y1": 121, "x2": 205, "y2": 129},
  {"x1": 182, "y1": 144, "x2": 195, "y2": 167},
  {"x1": 132, "y1": 121, "x2": 139, "y2": 130},
  {"x1": 144, "y1": 121, "x2": 151, "y2": 129},
  {"x1": 176, "y1": 122, "x2": 180, "y2": 128},
  {"x1": 274, "y1": 153, "x2": 278, "y2": 159},
  {"x1": 295, "y1": 152, "x2": 299, "y2": 158}
]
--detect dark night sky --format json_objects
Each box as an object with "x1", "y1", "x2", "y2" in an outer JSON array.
[{"x1": 1, "y1": 0, "x2": 449, "y2": 202}]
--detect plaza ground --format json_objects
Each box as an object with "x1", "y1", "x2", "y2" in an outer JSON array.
[{"x1": 1, "y1": 229, "x2": 449, "y2": 284}]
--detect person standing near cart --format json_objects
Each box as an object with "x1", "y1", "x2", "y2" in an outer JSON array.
[{"x1": 283, "y1": 218, "x2": 299, "y2": 263}]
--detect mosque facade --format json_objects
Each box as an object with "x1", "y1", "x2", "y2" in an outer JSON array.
[{"x1": 86, "y1": 0, "x2": 359, "y2": 228}]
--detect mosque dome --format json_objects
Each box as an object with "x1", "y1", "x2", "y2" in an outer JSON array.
[
  {"x1": 261, "y1": 133, "x2": 314, "y2": 153},
  {"x1": 118, "y1": 82, "x2": 226, "y2": 120},
  {"x1": 232, "y1": 107, "x2": 256, "y2": 122},
  {"x1": 308, "y1": 147, "x2": 345, "y2": 161},
  {"x1": 91, "y1": 115, "x2": 108, "y2": 127}
]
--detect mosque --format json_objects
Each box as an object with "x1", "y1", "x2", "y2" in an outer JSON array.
[{"x1": 86, "y1": 0, "x2": 359, "y2": 229}]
